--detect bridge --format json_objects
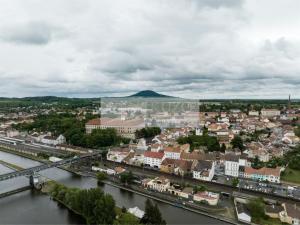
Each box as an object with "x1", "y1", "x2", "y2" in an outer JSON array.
[{"x1": 0, "y1": 153, "x2": 100, "y2": 182}]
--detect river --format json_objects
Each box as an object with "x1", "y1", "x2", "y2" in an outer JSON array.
[{"x1": 0, "y1": 151, "x2": 231, "y2": 225}]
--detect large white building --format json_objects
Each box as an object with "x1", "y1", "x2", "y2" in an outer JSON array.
[
  {"x1": 261, "y1": 109, "x2": 281, "y2": 117},
  {"x1": 164, "y1": 146, "x2": 181, "y2": 160},
  {"x1": 225, "y1": 153, "x2": 240, "y2": 177},
  {"x1": 85, "y1": 117, "x2": 145, "y2": 139},
  {"x1": 143, "y1": 151, "x2": 165, "y2": 168}
]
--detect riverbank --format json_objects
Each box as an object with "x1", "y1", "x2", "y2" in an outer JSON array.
[
  {"x1": 0, "y1": 159, "x2": 24, "y2": 171},
  {"x1": 0, "y1": 147, "x2": 47, "y2": 163},
  {"x1": 41, "y1": 180, "x2": 141, "y2": 225}
]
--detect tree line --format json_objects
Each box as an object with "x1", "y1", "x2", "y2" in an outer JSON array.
[{"x1": 50, "y1": 183, "x2": 165, "y2": 225}]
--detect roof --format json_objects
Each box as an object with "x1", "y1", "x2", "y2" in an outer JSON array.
[
  {"x1": 285, "y1": 203, "x2": 300, "y2": 219},
  {"x1": 285, "y1": 203, "x2": 300, "y2": 220},
  {"x1": 244, "y1": 167, "x2": 281, "y2": 177},
  {"x1": 193, "y1": 160, "x2": 213, "y2": 172},
  {"x1": 236, "y1": 202, "x2": 251, "y2": 216},
  {"x1": 86, "y1": 117, "x2": 144, "y2": 127},
  {"x1": 144, "y1": 151, "x2": 164, "y2": 159},
  {"x1": 161, "y1": 158, "x2": 193, "y2": 171},
  {"x1": 164, "y1": 146, "x2": 181, "y2": 153},
  {"x1": 265, "y1": 205, "x2": 284, "y2": 214},
  {"x1": 224, "y1": 153, "x2": 239, "y2": 162}
]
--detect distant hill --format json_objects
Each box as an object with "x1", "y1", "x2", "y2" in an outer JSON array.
[{"x1": 128, "y1": 90, "x2": 173, "y2": 98}]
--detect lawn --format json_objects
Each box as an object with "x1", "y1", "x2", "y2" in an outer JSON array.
[{"x1": 281, "y1": 167, "x2": 300, "y2": 185}]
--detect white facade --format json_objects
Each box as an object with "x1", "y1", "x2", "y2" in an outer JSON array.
[
  {"x1": 143, "y1": 152, "x2": 164, "y2": 168},
  {"x1": 164, "y1": 151, "x2": 181, "y2": 160},
  {"x1": 193, "y1": 161, "x2": 215, "y2": 181},
  {"x1": 261, "y1": 109, "x2": 281, "y2": 117},
  {"x1": 225, "y1": 160, "x2": 239, "y2": 177}
]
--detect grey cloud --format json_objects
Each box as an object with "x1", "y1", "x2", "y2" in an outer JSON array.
[{"x1": 0, "y1": 21, "x2": 67, "y2": 45}]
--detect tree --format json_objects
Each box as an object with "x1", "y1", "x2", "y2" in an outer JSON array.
[
  {"x1": 141, "y1": 199, "x2": 166, "y2": 225},
  {"x1": 252, "y1": 156, "x2": 264, "y2": 169},
  {"x1": 135, "y1": 127, "x2": 161, "y2": 139},
  {"x1": 232, "y1": 178, "x2": 239, "y2": 187},
  {"x1": 116, "y1": 212, "x2": 140, "y2": 225},
  {"x1": 220, "y1": 143, "x2": 226, "y2": 152},
  {"x1": 247, "y1": 198, "x2": 267, "y2": 223},
  {"x1": 120, "y1": 171, "x2": 134, "y2": 185},
  {"x1": 97, "y1": 172, "x2": 107, "y2": 183},
  {"x1": 230, "y1": 135, "x2": 245, "y2": 152}
]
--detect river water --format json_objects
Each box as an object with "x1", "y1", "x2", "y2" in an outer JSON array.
[{"x1": 0, "y1": 151, "x2": 231, "y2": 225}]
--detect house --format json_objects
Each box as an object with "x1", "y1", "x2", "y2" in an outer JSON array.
[
  {"x1": 136, "y1": 138, "x2": 148, "y2": 151},
  {"x1": 107, "y1": 147, "x2": 130, "y2": 163},
  {"x1": 193, "y1": 191, "x2": 219, "y2": 206},
  {"x1": 192, "y1": 160, "x2": 215, "y2": 181},
  {"x1": 143, "y1": 177, "x2": 170, "y2": 192},
  {"x1": 164, "y1": 146, "x2": 181, "y2": 159},
  {"x1": 265, "y1": 204, "x2": 284, "y2": 219},
  {"x1": 150, "y1": 143, "x2": 163, "y2": 152},
  {"x1": 244, "y1": 166, "x2": 281, "y2": 183},
  {"x1": 168, "y1": 185, "x2": 193, "y2": 199},
  {"x1": 160, "y1": 158, "x2": 194, "y2": 176},
  {"x1": 279, "y1": 203, "x2": 300, "y2": 225},
  {"x1": 224, "y1": 153, "x2": 240, "y2": 177},
  {"x1": 143, "y1": 151, "x2": 165, "y2": 168},
  {"x1": 236, "y1": 202, "x2": 251, "y2": 224},
  {"x1": 246, "y1": 142, "x2": 270, "y2": 162},
  {"x1": 41, "y1": 134, "x2": 66, "y2": 146},
  {"x1": 261, "y1": 109, "x2": 281, "y2": 118},
  {"x1": 248, "y1": 111, "x2": 259, "y2": 117}
]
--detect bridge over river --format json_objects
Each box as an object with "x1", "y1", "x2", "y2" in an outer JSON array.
[{"x1": 0, "y1": 152, "x2": 99, "y2": 181}]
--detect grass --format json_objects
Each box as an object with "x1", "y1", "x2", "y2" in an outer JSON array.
[
  {"x1": 0, "y1": 160, "x2": 24, "y2": 171},
  {"x1": 257, "y1": 217, "x2": 288, "y2": 225},
  {"x1": 281, "y1": 167, "x2": 300, "y2": 185}
]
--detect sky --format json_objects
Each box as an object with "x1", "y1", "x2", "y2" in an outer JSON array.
[{"x1": 0, "y1": 0, "x2": 300, "y2": 99}]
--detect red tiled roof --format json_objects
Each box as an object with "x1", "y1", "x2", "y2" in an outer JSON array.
[
  {"x1": 244, "y1": 167, "x2": 281, "y2": 177},
  {"x1": 144, "y1": 151, "x2": 164, "y2": 159}
]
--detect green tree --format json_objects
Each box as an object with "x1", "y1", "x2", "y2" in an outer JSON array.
[
  {"x1": 252, "y1": 156, "x2": 264, "y2": 169},
  {"x1": 141, "y1": 199, "x2": 166, "y2": 225},
  {"x1": 97, "y1": 172, "x2": 107, "y2": 183},
  {"x1": 232, "y1": 178, "x2": 239, "y2": 187},
  {"x1": 220, "y1": 143, "x2": 226, "y2": 152},
  {"x1": 230, "y1": 135, "x2": 245, "y2": 152},
  {"x1": 120, "y1": 171, "x2": 134, "y2": 185},
  {"x1": 247, "y1": 198, "x2": 267, "y2": 223}
]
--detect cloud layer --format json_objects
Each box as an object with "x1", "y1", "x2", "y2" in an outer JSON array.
[{"x1": 0, "y1": 0, "x2": 299, "y2": 99}]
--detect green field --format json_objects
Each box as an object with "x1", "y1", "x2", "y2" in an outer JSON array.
[{"x1": 281, "y1": 167, "x2": 300, "y2": 185}]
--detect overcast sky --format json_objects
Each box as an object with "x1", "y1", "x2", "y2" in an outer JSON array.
[{"x1": 0, "y1": 0, "x2": 300, "y2": 99}]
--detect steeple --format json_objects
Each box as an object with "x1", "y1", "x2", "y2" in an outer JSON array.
[{"x1": 288, "y1": 94, "x2": 291, "y2": 110}]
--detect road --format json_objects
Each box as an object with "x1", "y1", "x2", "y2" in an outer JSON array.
[{"x1": 89, "y1": 159, "x2": 300, "y2": 205}]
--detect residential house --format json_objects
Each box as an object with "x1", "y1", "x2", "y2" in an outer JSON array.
[
  {"x1": 244, "y1": 166, "x2": 281, "y2": 183},
  {"x1": 160, "y1": 158, "x2": 194, "y2": 176},
  {"x1": 164, "y1": 146, "x2": 181, "y2": 159},
  {"x1": 41, "y1": 134, "x2": 66, "y2": 146},
  {"x1": 107, "y1": 147, "x2": 130, "y2": 163},
  {"x1": 143, "y1": 177, "x2": 170, "y2": 192},
  {"x1": 192, "y1": 160, "x2": 215, "y2": 181},
  {"x1": 236, "y1": 202, "x2": 251, "y2": 224},
  {"x1": 279, "y1": 203, "x2": 300, "y2": 225},
  {"x1": 261, "y1": 109, "x2": 281, "y2": 118},
  {"x1": 225, "y1": 153, "x2": 240, "y2": 177},
  {"x1": 143, "y1": 151, "x2": 165, "y2": 168},
  {"x1": 193, "y1": 191, "x2": 219, "y2": 206},
  {"x1": 168, "y1": 185, "x2": 193, "y2": 199}
]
